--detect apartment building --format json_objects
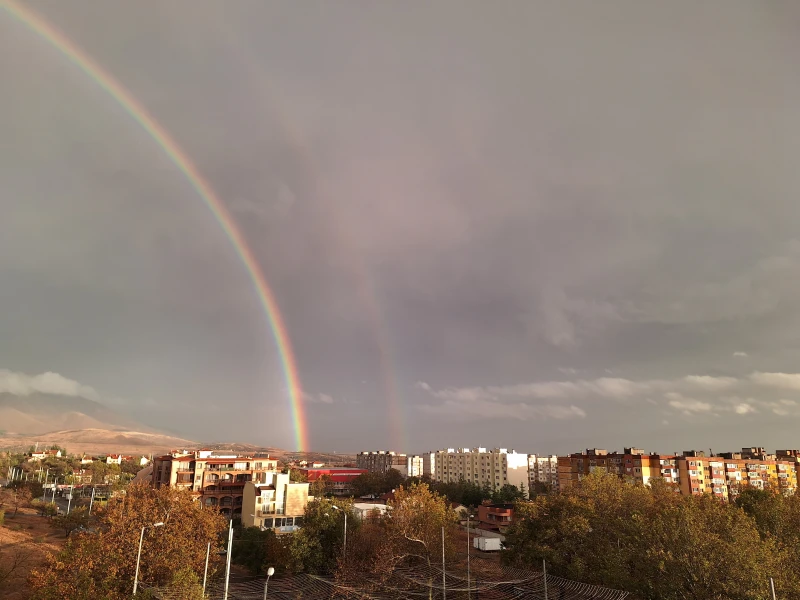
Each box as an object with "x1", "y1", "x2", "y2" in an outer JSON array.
[
  {"x1": 422, "y1": 452, "x2": 436, "y2": 478},
  {"x1": 429, "y1": 448, "x2": 529, "y2": 494},
  {"x1": 559, "y1": 448, "x2": 681, "y2": 490},
  {"x1": 241, "y1": 471, "x2": 310, "y2": 533},
  {"x1": 152, "y1": 450, "x2": 278, "y2": 517},
  {"x1": 476, "y1": 503, "x2": 515, "y2": 534},
  {"x1": 356, "y1": 451, "x2": 417, "y2": 476},
  {"x1": 528, "y1": 454, "x2": 559, "y2": 492},
  {"x1": 558, "y1": 447, "x2": 799, "y2": 499}
]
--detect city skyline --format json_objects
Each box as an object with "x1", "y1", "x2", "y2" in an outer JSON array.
[{"x1": 3, "y1": 1, "x2": 800, "y2": 452}]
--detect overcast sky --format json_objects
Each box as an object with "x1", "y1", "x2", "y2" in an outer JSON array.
[{"x1": 2, "y1": 1, "x2": 800, "y2": 454}]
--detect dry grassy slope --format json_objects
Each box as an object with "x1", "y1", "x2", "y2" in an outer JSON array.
[
  {"x1": 0, "y1": 508, "x2": 64, "y2": 600},
  {"x1": 196, "y1": 442, "x2": 356, "y2": 465},
  {"x1": 0, "y1": 393, "x2": 157, "y2": 436},
  {"x1": 0, "y1": 428, "x2": 196, "y2": 456}
]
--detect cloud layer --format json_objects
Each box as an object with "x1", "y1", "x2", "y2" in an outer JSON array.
[
  {"x1": 2, "y1": 1, "x2": 800, "y2": 451},
  {"x1": 417, "y1": 372, "x2": 800, "y2": 422},
  {"x1": 0, "y1": 369, "x2": 99, "y2": 401}
]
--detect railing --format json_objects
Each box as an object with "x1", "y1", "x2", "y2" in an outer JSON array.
[{"x1": 205, "y1": 466, "x2": 251, "y2": 472}]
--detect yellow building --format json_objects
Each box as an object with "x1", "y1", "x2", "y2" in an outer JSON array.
[
  {"x1": 242, "y1": 472, "x2": 310, "y2": 533},
  {"x1": 559, "y1": 448, "x2": 797, "y2": 500}
]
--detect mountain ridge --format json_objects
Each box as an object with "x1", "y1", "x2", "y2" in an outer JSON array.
[{"x1": 0, "y1": 392, "x2": 158, "y2": 435}]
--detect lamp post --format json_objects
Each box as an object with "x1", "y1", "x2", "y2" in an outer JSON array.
[
  {"x1": 133, "y1": 522, "x2": 164, "y2": 595},
  {"x1": 331, "y1": 505, "x2": 347, "y2": 560},
  {"x1": 262, "y1": 566, "x2": 275, "y2": 600}
]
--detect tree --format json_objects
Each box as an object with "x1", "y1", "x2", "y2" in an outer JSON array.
[
  {"x1": 385, "y1": 468, "x2": 405, "y2": 491},
  {"x1": 385, "y1": 483, "x2": 458, "y2": 567},
  {"x1": 52, "y1": 507, "x2": 91, "y2": 537},
  {"x1": 283, "y1": 497, "x2": 355, "y2": 575},
  {"x1": 10, "y1": 486, "x2": 32, "y2": 516},
  {"x1": 165, "y1": 567, "x2": 205, "y2": 599},
  {"x1": 29, "y1": 484, "x2": 226, "y2": 600},
  {"x1": 309, "y1": 474, "x2": 331, "y2": 497},
  {"x1": 337, "y1": 483, "x2": 459, "y2": 594},
  {"x1": 119, "y1": 459, "x2": 142, "y2": 477},
  {"x1": 503, "y1": 472, "x2": 779, "y2": 600},
  {"x1": 351, "y1": 472, "x2": 385, "y2": 497},
  {"x1": 231, "y1": 526, "x2": 282, "y2": 575},
  {"x1": 289, "y1": 468, "x2": 308, "y2": 483},
  {"x1": 31, "y1": 499, "x2": 58, "y2": 518},
  {"x1": 492, "y1": 483, "x2": 525, "y2": 503}
]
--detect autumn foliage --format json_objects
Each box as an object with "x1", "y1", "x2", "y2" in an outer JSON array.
[
  {"x1": 28, "y1": 483, "x2": 226, "y2": 600},
  {"x1": 502, "y1": 472, "x2": 800, "y2": 600}
]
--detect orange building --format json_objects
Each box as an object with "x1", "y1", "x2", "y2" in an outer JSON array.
[
  {"x1": 152, "y1": 449, "x2": 279, "y2": 518},
  {"x1": 559, "y1": 447, "x2": 798, "y2": 500}
]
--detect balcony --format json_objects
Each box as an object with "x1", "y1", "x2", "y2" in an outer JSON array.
[
  {"x1": 205, "y1": 466, "x2": 251, "y2": 472},
  {"x1": 201, "y1": 487, "x2": 245, "y2": 496}
]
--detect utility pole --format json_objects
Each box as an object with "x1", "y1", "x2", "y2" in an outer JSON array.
[
  {"x1": 442, "y1": 526, "x2": 447, "y2": 600},
  {"x1": 202, "y1": 542, "x2": 210, "y2": 597},
  {"x1": 543, "y1": 559, "x2": 548, "y2": 600},
  {"x1": 223, "y1": 519, "x2": 234, "y2": 600},
  {"x1": 467, "y1": 512, "x2": 472, "y2": 599},
  {"x1": 771, "y1": 577, "x2": 777, "y2": 600},
  {"x1": 89, "y1": 487, "x2": 96, "y2": 515}
]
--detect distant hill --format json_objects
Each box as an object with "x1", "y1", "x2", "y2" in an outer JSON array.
[
  {"x1": 0, "y1": 393, "x2": 154, "y2": 435},
  {"x1": 198, "y1": 442, "x2": 355, "y2": 465},
  {"x1": 0, "y1": 428, "x2": 197, "y2": 456}
]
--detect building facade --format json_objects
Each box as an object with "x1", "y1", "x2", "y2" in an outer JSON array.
[
  {"x1": 152, "y1": 450, "x2": 279, "y2": 517},
  {"x1": 528, "y1": 454, "x2": 559, "y2": 492},
  {"x1": 428, "y1": 448, "x2": 530, "y2": 493},
  {"x1": 476, "y1": 503, "x2": 515, "y2": 534},
  {"x1": 356, "y1": 451, "x2": 409, "y2": 475},
  {"x1": 299, "y1": 466, "x2": 368, "y2": 496},
  {"x1": 558, "y1": 447, "x2": 799, "y2": 500},
  {"x1": 241, "y1": 472, "x2": 310, "y2": 533}
]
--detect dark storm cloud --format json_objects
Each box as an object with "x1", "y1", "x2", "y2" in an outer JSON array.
[{"x1": 2, "y1": 1, "x2": 800, "y2": 453}]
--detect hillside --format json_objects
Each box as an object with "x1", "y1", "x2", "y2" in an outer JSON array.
[
  {"x1": 0, "y1": 428, "x2": 196, "y2": 456},
  {"x1": 0, "y1": 393, "x2": 154, "y2": 435},
  {"x1": 198, "y1": 442, "x2": 355, "y2": 465}
]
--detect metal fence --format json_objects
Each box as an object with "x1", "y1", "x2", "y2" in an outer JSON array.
[{"x1": 140, "y1": 558, "x2": 630, "y2": 600}]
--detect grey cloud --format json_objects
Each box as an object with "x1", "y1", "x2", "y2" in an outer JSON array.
[
  {"x1": 0, "y1": 369, "x2": 99, "y2": 401},
  {"x1": 2, "y1": 0, "x2": 800, "y2": 451}
]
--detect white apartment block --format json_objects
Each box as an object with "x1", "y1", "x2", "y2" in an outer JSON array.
[
  {"x1": 429, "y1": 448, "x2": 529, "y2": 493},
  {"x1": 406, "y1": 455, "x2": 424, "y2": 478},
  {"x1": 528, "y1": 454, "x2": 559, "y2": 492}
]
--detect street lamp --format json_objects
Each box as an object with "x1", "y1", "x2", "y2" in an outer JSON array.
[
  {"x1": 262, "y1": 566, "x2": 275, "y2": 600},
  {"x1": 331, "y1": 506, "x2": 347, "y2": 560},
  {"x1": 133, "y1": 522, "x2": 164, "y2": 595}
]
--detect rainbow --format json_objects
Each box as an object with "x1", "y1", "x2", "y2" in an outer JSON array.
[
  {"x1": 1, "y1": 0, "x2": 308, "y2": 450},
  {"x1": 214, "y1": 25, "x2": 410, "y2": 451}
]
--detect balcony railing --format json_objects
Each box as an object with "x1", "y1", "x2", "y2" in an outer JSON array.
[{"x1": 205, "y1": 466, "x2": 252, "y2": 472}]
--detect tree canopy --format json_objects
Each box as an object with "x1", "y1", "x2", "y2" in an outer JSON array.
[
  {"x1": 29, "y1": 483, "x2": 226, "y2": 600},
  {"x1": 503, "y1": 472, "x2": 786, "y2": 600}
]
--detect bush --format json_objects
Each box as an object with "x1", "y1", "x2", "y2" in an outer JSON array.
[{"x1": 0, "y1": 510, "x2": 4, "y2": 526}]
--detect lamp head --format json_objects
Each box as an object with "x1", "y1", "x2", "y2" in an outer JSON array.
[{"x1": 267, "y1": 567, "x2": 275, "y2": 577}]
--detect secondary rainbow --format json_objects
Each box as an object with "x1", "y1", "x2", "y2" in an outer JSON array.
[{"x1": 1, "y1": 0, "x2": 308, "y2": 451}]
